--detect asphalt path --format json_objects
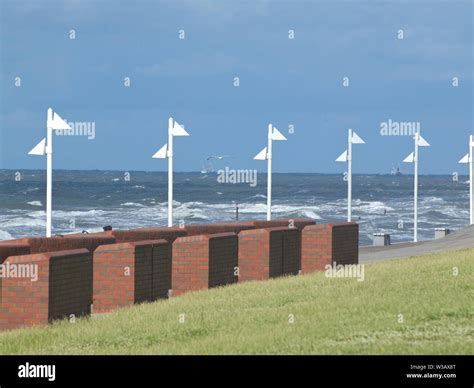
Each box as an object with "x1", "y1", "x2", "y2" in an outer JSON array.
[{"x1": 359, "y1": 225, "x2": 474, "y2": 263}]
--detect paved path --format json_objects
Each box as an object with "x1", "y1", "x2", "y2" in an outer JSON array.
[{"x1": 359, "y1": 225, "x2": 474, "y2": 263}]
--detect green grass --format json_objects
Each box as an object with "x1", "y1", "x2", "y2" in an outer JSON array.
[{"x1": 0, "y1": 249, "x2": 473, "y2": 355}]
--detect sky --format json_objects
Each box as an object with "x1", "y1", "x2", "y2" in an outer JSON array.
[{"x1": 0, "y1": 0, "x2": 473, "y2": 174}]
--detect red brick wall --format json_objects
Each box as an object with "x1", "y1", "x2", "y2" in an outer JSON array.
[
  {"x1": 98, "y1": 227, "x2": 187, "y2": 243},
  {"x1": 0, "y1": 249, "x2": 92, "y2": 331},
  {"x1": 0, "y1": 244, "x2": 31, "y2": 263},
  {"x1": 253, "y1": 218, "x2": 316, "y2": 230},
  {"x1": 3, "y1": 236, "x2": 116, "y2": 254},
  {"x1": 238, "y1": 227, "x2": 301, "y2": 282},
  {"x1": 93, "y1": 239, "x2": 171, "y2": 313},
  {"x1": 184, "y1": 222, "x2": 255, "y2": 236},
  {"x1": 182, "y1": 218, "x2": 314, "y2": 236},
  {"x1": 301, "y1": 223, "x2": 359, "y2": 273},
  {"x1": 172, "y1": 233, "x2": 238, "y2": 296}
]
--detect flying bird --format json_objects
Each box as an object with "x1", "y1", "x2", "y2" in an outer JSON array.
[{"x1": 207, "y1": 155, "x2": 230, "y2": 160}]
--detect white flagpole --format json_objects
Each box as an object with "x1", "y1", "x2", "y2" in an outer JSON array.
[
  {"x1": 46, "y1": 108, "x2": 53, "y2": 237},
  {"x1": 168, "y1": 117, "x2": 174, "y2": 227},
  {"x1": 347, "y1": 128, "x2": 353, "y2": 222},
  {"x1": 253, "y1": 123, "x2": 286, "y2": 221},
  {"x1": 403, "y1": 130, "x2": 429, "y2": 242},
  {"x1": 29, "y1": 108, "x2": 72, "y2": 238},
  {"x1": 152, "y1": 117, "x2": 189, "y2": 228},
  {"x1": 267, "y1": 124, "x2": 273, "y2": 221},
  {"x1": 336, "y1": 129, "x2": 364, "y2": 223},
  {"x1": 470, "y1": 135, "x2": 473, "y2": 225},
  {"x1": 414, "y1": 131, "x2": 419, "y2": 242},
  {"x1": 458, "y1": 135, "x2": 473, "y2": 224}
]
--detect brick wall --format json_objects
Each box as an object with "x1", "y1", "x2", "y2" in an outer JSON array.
[
  {"x1": 181, "y1": 218, "x2": 315, "y2": 236},
  {"x1": 0, "y1": 249, "x2": 92, "y2": 331},
  {"x1": 98, "y1": 227, "x2": 187, "y2": 243},
  {"x1": 172, "y1": 233, "x2": 238, "y2": 296},
  {"x1": 301, "y1": 223, "x2": 359, "y2": 273},
  {"x1": 0, "y1": 244, "x2": 32, "y2": 307},
  {"x1": 0, "y1": 218, "x2": 359, "y2": 331},
  {"x1": 253, "y1": 218, "x2": 316, "y2": 230},
  {"x1": 2, "y1": 235, "x2": 116, "y2": 254},
  {"x1": 184, "y1": 222, "x2": 255, "y2": 236},
  {"x1": 0, "y1": 244, "x2": 31, "y2": 264},
  {"x1": 93, "y1": 239, "x2": 171, "y2": 313},
  {"x1": 238, "y1": 227, "x2": 301, "y2": 282}
]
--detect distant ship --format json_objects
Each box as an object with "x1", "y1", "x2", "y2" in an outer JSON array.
[{"x1": 391, "y1": 165, "x2": 403, "y2": 176}]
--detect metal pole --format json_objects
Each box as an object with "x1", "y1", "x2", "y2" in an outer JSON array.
[
  {"x1": 267, "y1": 123, "x2": 273, "y2": 221},
  {"x1": 470, "y1": 135, "x2": 473, "y2": 225},
  {"x1": 347, "y1": 128, "x2": 353, "y2": 222},
  {"x1": 168, "y1": 117, "x2": 174, "y2": 227},
  {"x1": 46, "y1": 108, "x2": 53, "y2": 238},
  {"x1": 414, "y1": 131, "x2": 419, "y2": 242}
]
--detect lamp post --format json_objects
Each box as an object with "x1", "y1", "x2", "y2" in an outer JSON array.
[
  {"x1": 28, "y1": 108, "x2": 73, "y2": 237},
  {"x1": 458, "y1": 134, "x2": 474, "y2": 225},
  {"x1": 152, "y1": 117, "x2": 190, "y2": 227},
  {"x1": 335, "y1": 128, "x2": 365, "y2": 222},
  {"x1": 403, "y1": 130, "x2": 430, "y2": 242},
  {"x1": 254, "y1": 123, "x2": 287, "y2": 220}
]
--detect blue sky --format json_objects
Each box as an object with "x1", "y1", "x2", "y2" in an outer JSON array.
[{"x1": 0, "y1": 0, "x2": 472, "y2": 174}]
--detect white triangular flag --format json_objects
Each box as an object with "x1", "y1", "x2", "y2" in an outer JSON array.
[
  {"x1": 28, "y1": 138, "x2": 46, "y2": 156},
  {"x1": 403, "y1": 152, "x2": 415, "y2": 163},
  {"x1": 417, "y1": 135, "x2": 430, "y2": 147},
  {"x1": 254, "y1": 147, "x2": 268, "y2": 160},
  {"x1": 152, "y1": 144, "x2": 168, "y2": 159},
  {"x1": 336, "y1": 150, "x2": 348, "y2": 162},
  {"x1": 271, "y1": 127, "x2": 287, "y2": 141},
  {"x1": 459, "y1": 153, "x2": 470, "y2": 164},
  {"x1": 50, "y1": 111, "x2": 72, "y2": 130},
  {"x1": 172, "y1": 121, "x2": 189, "y2": 136},
  {"x1": 351, "y1": 131, "x2": 365, "y2": 144}
]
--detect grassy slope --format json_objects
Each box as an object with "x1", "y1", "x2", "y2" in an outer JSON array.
[{"x1": 0, "y1": 248, "x2": 473, "y2": 355}]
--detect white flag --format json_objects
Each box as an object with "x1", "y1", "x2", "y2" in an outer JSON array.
[
  {"x1": 49, "y1": 111, "x2": 72, "y2": 130},
  {"x1": 28, "y1": 138, "x2": 46, "y2": 156},
  {"x1": 271, "y1": 127, "x2": 287, "y2": 141},
  {"x1": 171, "y1": 121, "x2": 189, "y2": 136},
  {"x1": 459, "y1": 153, "x2": 470, "y2": 164},
  {"x1": 254, "y1": 147, "x2": 268, "y2": 160},
  {"x1": 403, "y1": 152, "x2": 415, "y2": 163},
  {"x1": 336, "y1": 150, "x2": 348, "y2": 162},
  {"x1": 417, "y1": 135, "x2": 430, "y2": 147},
  {"x1": 152, "y1": 144, "x2": 168, "y2": 159},
  {"x1": 351, "y1": 131, "x2": 365, "y2": 144}
]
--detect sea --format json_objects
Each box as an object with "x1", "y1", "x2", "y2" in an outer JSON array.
[{"x1": 0, "y1": 170, "x2": 470, "y2": 246}]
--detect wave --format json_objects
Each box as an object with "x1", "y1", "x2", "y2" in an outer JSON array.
[
  {"x1": 27, "y1": 201, "x2": 42, "y2": 207},
  {"x1": 1, "y1": 217, "x2": 46, "y2": 228},
  {"x1": 0, "y1": 230, "x2": 14, "y2": 241},
  {"x1": 120, "y1": 202, "x2": 147, "y2": 207},
  {"x1": 353, "y1": 200, "x2": 394, "y2": 214},
  {"x1": 421, "y1": 196, "x2": 445, "y2": 204}
]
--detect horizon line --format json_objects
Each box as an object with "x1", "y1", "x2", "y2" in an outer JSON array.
[{"x1": 0, "y1": 168, "x2": 467, "y2": 177}]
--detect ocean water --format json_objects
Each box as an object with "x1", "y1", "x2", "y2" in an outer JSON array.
[{"x1": 0, "y1": 170, "x2": 470, "y2": 246}]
